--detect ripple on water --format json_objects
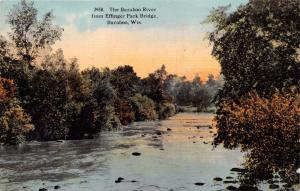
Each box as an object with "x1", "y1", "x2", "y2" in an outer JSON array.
[{"x1": 0, "y1": 113, "x2": 275, "y2": 191}]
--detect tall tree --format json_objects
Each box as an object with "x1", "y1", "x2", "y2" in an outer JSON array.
[
  {"x1": 7, "y1": 0, "x2": 63, "y2": 64},
  {"x1": 206, "y1": 0, "x2": 300, "y2": 101},
  {"x1": 206, "y1": 0, "x2": 300, "y2": 184},
  {"x1": 111, "y1": 65, "x2": 141, "y2": 98}
]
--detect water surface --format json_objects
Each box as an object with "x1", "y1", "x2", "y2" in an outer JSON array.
[{"x1": 0, "y1": 113, "x2": 261, "y2": 191}]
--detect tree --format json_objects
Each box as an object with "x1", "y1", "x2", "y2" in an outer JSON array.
[
  {"x1": 79, "y1": 69, "x2": 120, "y2": 135},
  {"x1": 192, "y1": 87, "x2": 211, "y2": 111},
  {"x1": 92, "y1": 77, "x2": 120, "y2": 130},
  {"x1": 143, "y1": 65, "x2": 172, "y2": 103},
  {"x1": 143, "y1": 65, "x2": 175, "y2": 119},
  {"x1": 206, "y1": 74, "x2": 216, "y2": 87},
  {"x1": 206, "y1": 0, "x2": 300, "y2": 184},
  {"x1": 0, "y1": 36, "x2": 10, "y2": 60},
  {"x1": 206, "y1": 0, "x2": 300, "y2": 100},
  {"x1": 111, "y1": 65, "x2": 141, "y2": 98},
  {"x1": 7, "y1": 0, "x2": 63, "y2": 64},
  {"x1": 28, "y1": 69, "x2": 68, "y2": 140},
  {"x1": 176, "y1": 81, "x2": 193, "y2": 105}
]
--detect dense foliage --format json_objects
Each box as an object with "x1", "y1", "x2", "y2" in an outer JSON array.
[
  {"x1": 0, "y1": 78, "x2": 34, "y2": 145},
  {"x1": 164, "y1": 74, "x2": 222, "y2": 111},
  {"x1": 0, "y1": 1, "x2": 216, "y2": 145},
  {"x1": 215, "y1": 89, "x2": 299, "y2": 183},
  {"x1": 207, "y1": 0, "x2": 300, "y2": 185},
  {"x1": 206, "y1": 0, "x2": 300, "y2": 100}
]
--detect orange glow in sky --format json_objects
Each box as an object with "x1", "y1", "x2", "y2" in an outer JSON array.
[{"x1": 54, "y1": 26, "x2": 220, "y2": 80}]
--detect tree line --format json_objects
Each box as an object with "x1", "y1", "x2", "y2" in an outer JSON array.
[{"x1": 0, "y1": 0, "x2": 218, "y2": 145}]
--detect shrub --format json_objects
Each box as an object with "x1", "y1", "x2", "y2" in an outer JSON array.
[
  {"x1": 117, "y1": 100, "x2": 135, "y2": 125},
  {"x1": 214, "y1": 89, "x2": 300, "y2": 183},
  {"x1": 0, "y1": 77, "x2": 16, "y2": 104},
  {"x1": 129, "y1": 94, "x2": 157, "y2": 121},
  {"x1": 158, "y1": 101, "x2": 176, "y2": 119},
  {"x1": 0, "y1": 99, "x2": 34, "y2": 145},
  {"x1": 98, "y1": 105, "x2": 120, "y2": 130}
]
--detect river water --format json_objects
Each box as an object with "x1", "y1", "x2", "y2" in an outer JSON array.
[{"x1": 0, "y1": 113, "x2": 280, "y2": 191}]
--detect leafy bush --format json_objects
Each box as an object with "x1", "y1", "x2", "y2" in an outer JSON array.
[
  {"x1": 158, "y1": 101, "x2": 176, "y2": 119},
  {"x1": 117, "y1": 100, "x2": 135, "y2": 125},
  {"x1": 214, "y1": 89, "x2": 300, "y2": 183},
  {"x1": 97, "y1": 105, "x2": 120, "y2": 130},
  {"x1": 0, "y1": 77, "x2": 16, "y2": 104},
  {"x1": 129, "y1": 94, "x2": 157, "y2": 121},
  {"x1": 0, "y1": 99, "x2": 34, "y2": 145}
]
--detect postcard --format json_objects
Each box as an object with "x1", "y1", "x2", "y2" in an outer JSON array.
[{"x1": 0, "y1": 0, "x2": 299, "y2": 190}]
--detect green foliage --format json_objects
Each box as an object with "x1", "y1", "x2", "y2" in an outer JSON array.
[
  {"x1": 164, "y1": 74, "x2": 222, "y2": 110},
  {"x1": 79, "y1": 69, "x2": 120, "y2": 134},
  {"x1": 0, "y1": 0, "x2": 182, "y2": 144},
  {"x1": 92, "y1": 77, "x2": 121, "y2": 130},
  {"x1": 207, "y1": 0, "x2": 300, "y2": 184},
  {"x1": 111, "y1": 65, "x2": 141, "y2": 98},
  {"x1": 206, "y1": 0, "x2": 300, "y2": 100},
  {"x1": 8, "y1": 0, "x2": 63, "y2": 63},
  {"x1": 129, "y1": 94, "x2": 157, "y2": 121},
  {"x1": 192, "y1": 87, "x2": 211, "y2": 111},
  {"x1": 98, "y1": 105, "x2": 120, "y2": 130},
  {"x1": 28, "y1": 69, "x2": 68, "y2": 140},
  {"x1": 143, "y1": 65, "x2": 173, "y2": 103},
  {"x1": 158, "y1": 101, "x2": 176, "y2": 120}
]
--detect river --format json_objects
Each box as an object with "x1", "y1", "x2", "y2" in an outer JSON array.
[{"x1": 0, "y1": 113, "x2": 280, "y2": 191}]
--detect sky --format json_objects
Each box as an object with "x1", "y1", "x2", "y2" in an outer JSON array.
[{"x1": 0, "y1": 0, "x2": 247, "y2": 79}]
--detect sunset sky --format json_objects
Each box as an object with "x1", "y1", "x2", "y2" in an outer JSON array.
[{"x1": 0, "y1": 0, "x2": 247, "y2": 79}]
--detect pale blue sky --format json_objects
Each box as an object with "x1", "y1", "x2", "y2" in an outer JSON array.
[
  {"x1": 0, "y1": 0, "x2": 248, "y2": 78},
  {"x1": 0, "y1": 0, "x2": 247, "y2": 33}
]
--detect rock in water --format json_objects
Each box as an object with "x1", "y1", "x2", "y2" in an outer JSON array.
[
  {"x1": 194, "y1": 182, "x2": 205, "y2": 186},
  {"x1": 54, "y1": 185, "x2": 60, "y2": 189},
  {"x1": 213, "y1": 177, "x2": 223, "y2": 181},
  {"x1": 115, "y1": 177, "x2": 124, "y2": 183},
  {"x1": 269, "y1": 184, "x2": 279, "y2": 189},
  {"x1": 132, "y1": 152, "x2": 141, "y2": 156},
  {"x1": 230, "y1": 167, "x2": 247, "y2": 173}
]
